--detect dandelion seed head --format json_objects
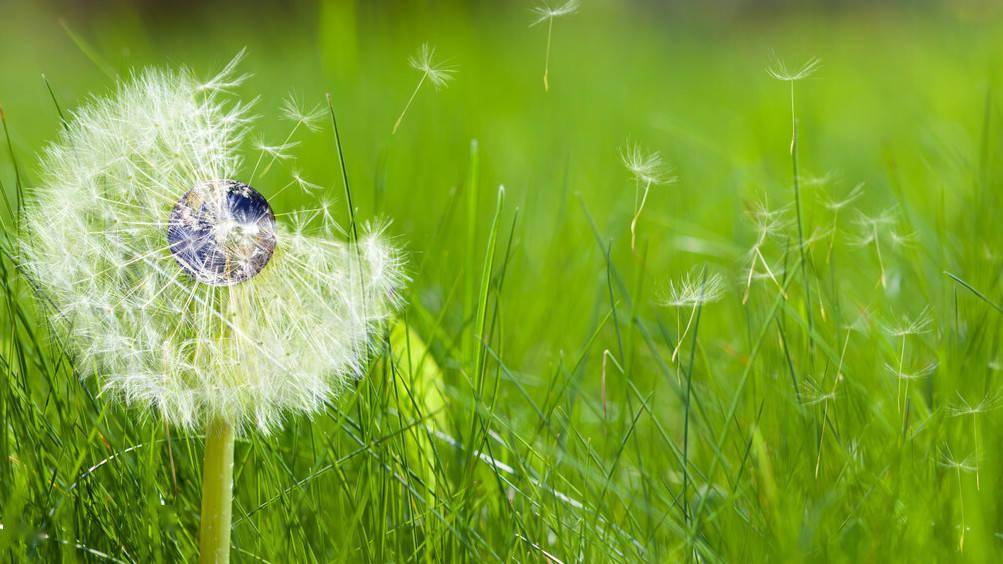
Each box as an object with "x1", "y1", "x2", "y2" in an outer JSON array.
[{"x1": 20, "y1": 59, "x2": 405, "y2": 433}]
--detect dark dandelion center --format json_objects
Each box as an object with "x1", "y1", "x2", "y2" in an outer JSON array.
[{"x1": 167, "y1": 180, "x2": 277, "y2": 286}]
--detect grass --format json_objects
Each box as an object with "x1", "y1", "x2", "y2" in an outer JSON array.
[{"x1": 1, "y1": 1, "x2": 1002, "y2": 561}]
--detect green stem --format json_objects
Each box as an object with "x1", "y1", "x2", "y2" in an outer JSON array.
[{"x1": 199, "y1": 417, "x2": 235, "y2": 564}]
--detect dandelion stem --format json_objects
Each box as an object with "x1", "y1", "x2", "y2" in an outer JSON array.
[
  {"x1": 897, "y1": 335, "x2": 906, "y2": 415},
  {"x1": 393, "y1": 74, "x2": 427, "y2": 135},
  {"x1": 957, "y1": 466, "x2": 966, "y2": 552},
  {"x1": 972, "y1": 415, "x2": 980, "y2": 490},
  {"x1": 543, "y1": 17, "x2": 554, "y2": 91},
  {"x1": 672, "y1": 304, "x2": 698, "y2": 362},
  {"x1": 826, "y1": 210, "x2": 839, "y2": 264},
  {"x1": 630, "y1": 180, "x2": 652, "y2": 250},
  {"x1": 199, "y1": 416, "x2": 235, "y2": 564},
  {"x1": 873, "y1": 229, "x2": 886, "y2": 288}
]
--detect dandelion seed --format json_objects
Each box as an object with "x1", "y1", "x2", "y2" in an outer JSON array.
[
  {"x1": 851, "y1": 208, "x2": 899, "y2": 288},
  {"x1": 821, "y1": 182, "x2": 864, "y2": 262},
  {"x1": 799, "y1": 170, "x2": 835, "y2": 188},
  {"x1": 292, "y1": 171, "x2": 324, "y2": 195},
  {"x1": 742, "y1": 201, "x2": 791, "y2": 303},
  {"x1": 530, "y1": 0, "x2": 580, "y2": 91},
  {"x1": 939, "y1": 447, "x2": 976, "y2": 552},
  {"x1": 882, "y1": 361, "x2": 937, "y2": 381},
  {"x1": 19, "y1": 58, "x2": 404, "y2": 560},
  {"x1": 767, "y1": 56, "x2": 821, "y2": 82},
  {"x1": 769, "y1": 54, "x2": 820, "y2": 345},
  {"x1": 393, "y1": 43, "x2": 455, "y2": 134},
  {"x1": 822, "y1": 182, "x2": 865, "y2": 212},
  {"x1": 255, "y1": 139, "x2": 299, "y2": 161},
  {"x1": 883, "y1": 308, "x2": 933, "y2": 337},
  {"x1": 948, "y1": 391, "x2": 1001, "y2": 491},
  {"x1": 802, "y1": 378, "x2": 838, "y2": 407},
  {"x1": 882, "y1": 308, "x2": 933, "y2": 421},
  {"x1": 661, "y1": 270, "x2": 726, "y2": 308},
  {"x1": 620, "y1": 142, "x2": 675, "y2": 250},
  {"x1": 940, "y1": 450, "x2": 978, "y2": 473},
  {"x1": 280, "y1": 94, "x2": 327, "y2": 132},
  {"x1": 948, "y1": 391, "x2": 1002, "y2": 417},
  {"x1": 889, "y1": 228, "x2": 917, "y2": 248},
  {"x1": 660, "y1": 269, "x2": 724, "y2": 362}
]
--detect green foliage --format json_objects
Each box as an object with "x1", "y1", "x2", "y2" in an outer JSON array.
[{"x1": 1, "y1": 2, "x2": 1001, "y2": 561}]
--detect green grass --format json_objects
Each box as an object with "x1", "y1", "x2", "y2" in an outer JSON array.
[{"x1": 2, "y1": 1, "x2": 1002, "y2": 561}]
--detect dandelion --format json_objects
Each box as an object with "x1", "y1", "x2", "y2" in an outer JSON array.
[
  {"x1": 392, "y1": 43, "x2": 455, "y2": 134},
  {"x1": 19, "y1": 58, "x2": 404, "y2": 561},
  {"x1": 660, "y1": 269, "x2": 724, "y2": 362},
  {"x1": 291, "y1": 171, "x2": 325, "y2": 195},
  {"x1": 821, "y1": 182, "x2": 864, "y2": 262},
  {"x1": 799, "y1": 170, "x2": 835, "y2": 188},
  {"x1": 742, "y1": 200, "x2": 790, "y2": 303},
  {"x1": 767, "y1": 56, "x2": 821, "y2": 83},
  {"x1": 889, "y1": 228, "x2": 917, "y2": 248},
  {"x1": 939, "y1": 448, "x2": 977, "y2": 552},
  {"x1": 948, "y1": 391, "x2": 1001, "y2": 490},
  {"x1": 620, "y1": 142, "x2": 675, "y2": 250},
  {"x1": 883, "y1": 308, "x2": 933, "y2": 337},
  {"x1": 882, "y1": 308, "x2": 933, "y2": 420},
  {"x1": 530, "y1": 0, "x2": 580, "y2": 91},
  {"x1": 850, "y1": 208, "x2": 898, "y2": 288},
  {"x1": 280, "y1": 94, "x2": 327, "y2": 132},
  {"x1": 768, "y1": 55, "x2": 820, "y2": 342}
]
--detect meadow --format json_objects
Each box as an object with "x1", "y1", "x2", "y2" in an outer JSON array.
[{"x1": 1, "y1": 1, "x2": 1002, "y2": 561}]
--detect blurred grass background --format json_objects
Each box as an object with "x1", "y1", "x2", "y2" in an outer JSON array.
[{"x1": 1, "y1": 0, "x2": 1002, "y2": 561}]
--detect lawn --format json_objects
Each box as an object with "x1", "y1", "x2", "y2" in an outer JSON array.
[{"x1": 1, "y1": 1, "x2": 1001, "y2": 561}]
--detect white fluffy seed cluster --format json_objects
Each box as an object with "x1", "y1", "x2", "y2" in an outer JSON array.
[{"x1": 20, "y1": 61, "x2": 404, "y2": 433}]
